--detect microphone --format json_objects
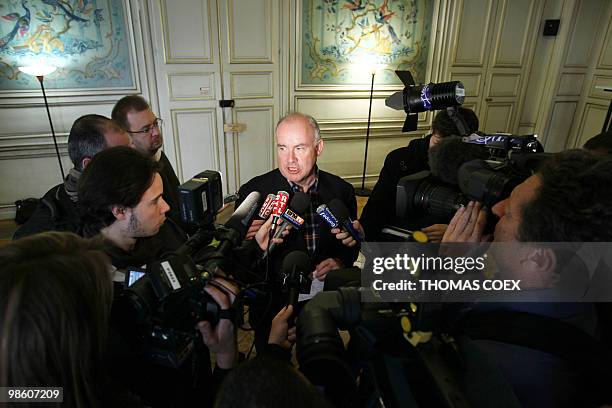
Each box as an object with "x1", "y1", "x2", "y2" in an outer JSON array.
[
  {"x1": 281, "y1": 250, "x2": 313, "y2": 323},
  {"x1": 258, "y1": 193, "x2": 276, "y2": 219},
  {"x1": 270, "y1": 191, "x2": 289, "y2": 232},
  {"x1": 264, "y1": 192, "x2": 311, "y2": 257},
  {"x1": 317, "y1": 199, "x2": 362, "y2": 243},
  {"x1": 176, "y1": 191, "x2": 261, "y2": 270},
  {"x1": 428, "y1": 136, "x2": 489, "y2": 185}
]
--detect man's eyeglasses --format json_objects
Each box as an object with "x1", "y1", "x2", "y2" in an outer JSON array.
[{"x1": 128, "y1": 118, "x2": 163, "y2": 134}]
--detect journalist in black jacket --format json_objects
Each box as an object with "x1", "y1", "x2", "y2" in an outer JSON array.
[
  {"x1": 359, "y1": 135, "x2": 431, "y2": 241},
  {"x1": 360, "y1": 107, "x2": 479, "y2": 242}
]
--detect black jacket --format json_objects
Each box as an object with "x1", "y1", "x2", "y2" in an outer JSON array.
[
  {"x1": 360, "y1": 135, "x2": 432, "y2": 241},
  {"x1": 13, "y1": 183, "x2": 80, "y2": 240},
  {"x1": 235, "y1": 168, "x2": 359, "y2": 273}
]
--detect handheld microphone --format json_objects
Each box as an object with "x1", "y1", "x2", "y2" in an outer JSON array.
[
  {"x1": 179, "y1": 191, "x2": 262, "y2": 272},
  {"x1": 258, "y1": 193, "x2": 276, "y2": 219},
  {"x1": 326, "y1": 199, "x2": 362, "y2": 243},
  {"x1": 281, "y1": 250, "x2": 313, "y2": 324},
  {"x1": 270, "y1": 191, "x2": 289, "y2": 232},
  {"x1": 264, "y1": 192, "x2": 311, "y2": 257}
]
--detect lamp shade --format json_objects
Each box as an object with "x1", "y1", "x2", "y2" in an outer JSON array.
[{"x1": 18, "y1": 65, "x2": 57, "y2": 77}]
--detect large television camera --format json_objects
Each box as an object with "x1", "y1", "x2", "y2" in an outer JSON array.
[
  {"x1": 297, "y1": 287, "x2": 523, "y2": 408},
  {"x1": 395, "y1": 133, "x2": 547, "y2": 229},
  {"x1": 113, "y1": 171, "x2": 257, "y2": 368}
]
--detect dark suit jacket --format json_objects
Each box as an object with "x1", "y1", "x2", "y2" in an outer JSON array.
[
  {"x1": 235, "y1": 168, "x2": 359, "y2": 274},
  {"x1": 360, "y1": 135, "x2": 432, "y2": 241}
]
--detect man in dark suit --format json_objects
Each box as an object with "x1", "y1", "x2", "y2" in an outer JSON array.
[
  {"x1": 235, "y1": 112, "x2": 359, "y2": 348},
  {"x1": 112, "y1": 95, "x2": 189, "y2": 232}
]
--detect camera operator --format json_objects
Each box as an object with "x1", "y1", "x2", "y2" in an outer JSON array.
[
  {"x1": 360, "y1": 107, "x2": 479, "y2": 242},
  {"x1": 442, "y1": 149, "x2": 612, "y2": 407},
  {"x1": 77, "y1": 146, "x2": 238, "y2": 407}
]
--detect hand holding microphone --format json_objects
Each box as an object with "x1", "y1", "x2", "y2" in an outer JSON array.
[
  {"x1": 245, "y1": 193, "x2": 276, "y2": 240},
  {"x1": 316, "y1": 199, "x2": 363, "y2": 246}
]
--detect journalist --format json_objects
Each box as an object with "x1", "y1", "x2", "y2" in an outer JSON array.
[
  {"x1": 442, "y1": 149, "x2": 612, "y2": 407},
  {"x1": 13, "y1": 115, "x2": 132, "y2": 239},
  {"x1": 360, "y1": 107, "x2": 479, "y2": 242}
]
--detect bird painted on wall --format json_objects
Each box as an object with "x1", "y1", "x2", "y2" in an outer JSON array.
[
  {"x1": 343, "y1": 0, "x2": 366, "y2": 12},
  {"x1": 42, "y1": 0, "x2": 89, "y2": 23},
  {"x1": 0, "y1": 0, "x2": 30, "y2": 50},
  {"x1": 375, "y1": 0, "x2": 399, "y2": 44}
]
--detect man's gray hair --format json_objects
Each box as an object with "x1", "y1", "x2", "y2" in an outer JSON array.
[{"x1": 276, "y1": 112, "x2": 321, "y2": 142}]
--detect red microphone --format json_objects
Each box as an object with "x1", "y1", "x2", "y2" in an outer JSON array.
[
  {"x1": 270, "y1": 191, "x2": 289, "y2": 232},
  {"x1": 258, "y1": 193, "x2": 276, "y2": 219}
]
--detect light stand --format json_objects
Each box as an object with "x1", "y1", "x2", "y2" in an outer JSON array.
[
  {"x1": 356, "y1": 71, "x2": 375, "y2": 197},
  {"x1": 18, "y1": 65, "x2": 65, "y2": 180}
]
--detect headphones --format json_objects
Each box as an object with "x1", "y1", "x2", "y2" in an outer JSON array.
[{"x1": 446, "y1": 107, "x2": 470, "y2": 136}]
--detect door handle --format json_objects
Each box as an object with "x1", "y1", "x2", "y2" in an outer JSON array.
[{"x1": 485, "y1": 98, "x2": 493, "y2": 102}]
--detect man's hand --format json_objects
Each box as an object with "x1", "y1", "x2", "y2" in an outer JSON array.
[
  {"x1": 268, "y1": 305, "x2": 296, "y2": 350},
  {"x1": 422, "y1": 224, "x2": 448, "y2": 243},
  {"x1": 245, "y1": 219, "x2": 265, "y2": 240},
  {"x1": 330, "y1": 220, "x2": 364, "y2": 247},
  {"x1": 197, "y1": 278, "x2": 238, "y2": 369},
  {"x1": 314, "y1": 257, "x2": 344, "y2": 281},
  {"x1": 442, "y1": 201, "x2": 487, "y2": 243},
  {"x1": 254, "y1": 216, "x2": 291, "y2": 251}
]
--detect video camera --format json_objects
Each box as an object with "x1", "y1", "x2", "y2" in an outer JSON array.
[
  {"x1": 113, "y1": 170, "x2": 249, "y2": 368},
  {"x1": 296, "y1": 287, "x2": 515, "y2": 408},
  {"x1": 395, "y1": 133, "x2": 547, "y2": 227}
]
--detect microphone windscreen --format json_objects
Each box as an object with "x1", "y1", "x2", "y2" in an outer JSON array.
[
  {"x1": 290, "y1": 192, "x2": 311, "y2": 214},
  {"x1": 327, "y1": 198, "x2": 350, "y2": 222},
  {"x1": 281, "y1": 250, "x2": 313, "y2": 275},
  {"x1": 428, "y1": 136, "x2": 489, "y2": 185},
  {"x1": 224, "y1": 191, "x2": 262, "y2": 239}
]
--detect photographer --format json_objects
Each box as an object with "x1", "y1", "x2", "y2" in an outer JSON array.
[
  {"x1": 360, "y1": 107, "x2": 479, "y2": 242},
  {"x1": 442, "y1": 149, "x2": 612, "y2": 407},
  {"x1": 77, "y1": 146, "x2": 238, "y2": 407}
]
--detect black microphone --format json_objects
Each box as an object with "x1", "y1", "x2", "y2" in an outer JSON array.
[
  {"x1": 264, "y1": 192, "x2": 311, "y2": 257},
  {"x1": 281, "y1": 250, "x2": 313, "y2": 324},
  {"x1": 428, "y1": 136, "x2": 489, "y2": 185},
  {"x1": 326, "y1": 199, "x2": 362, "y2": 243},
  {"x1": 176, "y1": 191, "x2": 262, "y2": 272}
]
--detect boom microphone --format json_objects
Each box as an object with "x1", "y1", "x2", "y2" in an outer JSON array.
[{"x1": 428, "y1": 136, "x2": 489, "y2": 185}]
